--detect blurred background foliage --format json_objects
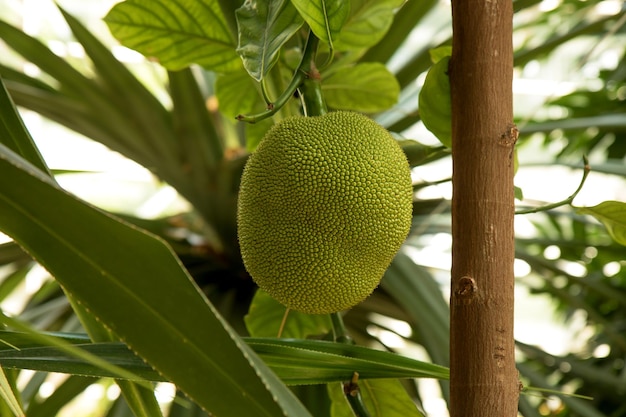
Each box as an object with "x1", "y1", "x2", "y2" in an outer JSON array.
[{"x1": 0, "y1": 0, "x2": 624, "y2": 416}]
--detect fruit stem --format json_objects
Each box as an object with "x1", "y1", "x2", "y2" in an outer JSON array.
[
  {"x1": 298, "y1": 60, "x2": 327, "y2": 117},
  {"x1": 237, "y1": 31, "x2": 321, "y2": 123},
  {"x1": 330, "y1": 312, "x2": 352, "y2": 344}
]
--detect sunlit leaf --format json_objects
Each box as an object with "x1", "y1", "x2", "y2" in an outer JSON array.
[
  {"x1": 290, "y1": 0, "x2": 349, "y2": 46},
  {"x1": 334, "y1": 0, "x2": 406, "y2": 50},
  {"x1": 322, "y1": 63, "x2": 399, "y2": 112},
  {"x1": 577, "y1": 201, "x2": 626, "y2": 246},
  {"x1": 245, "y1": 289, "x2": 332, "y2": 338},
  {"x1": 236, "y1": 0, "x2": 304, "y2": 81},
  {"x1": 104, "y1": 0, "x2": 240, "y2": 72}
]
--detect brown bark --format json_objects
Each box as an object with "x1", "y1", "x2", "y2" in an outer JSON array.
[{"x1": 449, "y1": 0, "x2": 519, "y2": 416}]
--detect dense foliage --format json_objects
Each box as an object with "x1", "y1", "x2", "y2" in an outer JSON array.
[{"x1": 0, "y1": 0, "x2": 624, "y2": 416}]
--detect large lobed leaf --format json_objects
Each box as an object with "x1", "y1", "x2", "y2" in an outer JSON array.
[
  {"x1": 334, "y1": 0, "x2": 407, "y2": 51},
  {"x1": 322, "y1": 62, "x2": 400, "y2": 112},
  {"x1": 236, "y1": 0, "x2": 304, "y2": 81},
  {"x1": 104, "y1": 0, "x2": 240, "y2": 72},
  {"x1": 290, "y1": 0, "x2": 349, "y2": 47}
]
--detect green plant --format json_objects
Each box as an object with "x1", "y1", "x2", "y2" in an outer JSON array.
[{"x1": 0, "y1": 0, "x2": 624, "y2": 416}]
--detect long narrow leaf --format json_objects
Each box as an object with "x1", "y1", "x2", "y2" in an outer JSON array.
[
  {"x1": 0, "y1": 79, "x2": 49, "y2": 175},
  {"x1": 0, "y1": 367, "x2": 23, "y2": 417},
  {"x1": 0, "y1": 333, "x2": 449, "y2": 385},
  {"x1": 0, "y1": 143, "x2": 310, "y2": 417},
  {"x1": 59, "y1": 8, "x2": 179, "y2": 168}
]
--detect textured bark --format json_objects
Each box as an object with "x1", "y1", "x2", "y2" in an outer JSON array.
[{"x1": 449, "y1": 0, "x2": 519, "y2": 416}]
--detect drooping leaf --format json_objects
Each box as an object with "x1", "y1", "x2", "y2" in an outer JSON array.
[
  {"x1": 334, "y1": 0, "x2": 406, "y2": 51},
  {"x1": 577, "y1": 201, "x2": 626, "y2": 246},
  {"x1": 418, "y1": 56, "x2": 451, "y2": 147},
  {"x1": 104, "y1": 0, "x2": 240, "y2": 72},
  {"x1": 245, "y1": 289, "x2": 332, "y2": 339},
  {"x1": 236, "y1": 0, "x2": 304, "y2": 81},
  {"x1": 322, "y1": 63, "x2": 399, "y2": 112},
  {"x1": 60, "y1": 8, "x2": 179, "y2": 167},
  {"x1": 0, "y1": 142, "x2": 310, "y2": 417},
  {"x1": 328, "y1": 379, "x2": 425, "y2": 417},
  {"x1": 290, "y1": 0, "x2": 349, "y2": 46}
]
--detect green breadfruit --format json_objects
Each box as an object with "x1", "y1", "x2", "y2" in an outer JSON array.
[{"x1": 237, "y1": 111, "x2": 413, "y2": 314}]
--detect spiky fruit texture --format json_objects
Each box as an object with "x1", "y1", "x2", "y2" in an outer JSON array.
[{"x1": 237, "y1": 111, "x2": 412, "y2": 314}]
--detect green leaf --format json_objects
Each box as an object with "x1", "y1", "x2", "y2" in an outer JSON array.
[
  {"x1": 104, "y1": 0, "x2": 240, "y2": 72},
  {"x1": 216, "y1": 69, "x2": 262, "y2": 118},
  {"x1": 334, "y1": 0, "x2": 406, "y2": 51},
  {"x1": 418, "y1": 56, "x2": 451, "y2": 147},
  {"x1": 60, "y1": 8, "x2": 178, "y2": 165},
  {"x1": 322, "y1": 63, "x2": 399, "y2": 112},
  {"x1": 0, "y1": 332, "x2": 449, "y2": 386},
  {"x1": 577, "y1": 201, "x2": 626, "y2": 246},
  {"x1": 397, "y1": 139, "x2": 444, "y2": 168},
  {"x1": 236, "y1": 0, "x2": 304, "y2": 81},
  {"x1": 247, "y1": 338, "x2": 449, "y2": 385},
  {"x1": 0, "y1": 367, "x2": 23, "y2": 417},
  {"x1": 0, "y1": 80, "x2": 49, "y2": 175},
  {"x1": 0, "y1": 143, "x2": 311, "y2": 417},
  {"x1": 245, "y1": 289, "x2": 332, "y2": 338},
  {"x1": 290, "y1": 0, "x2": 349, "y2": 46},
  {"x1": 428, "y1": 46, "x2": 452, "y2": 64},
  {"x1": 328, "y1": 379, "x2": 425, "y2": 417}
]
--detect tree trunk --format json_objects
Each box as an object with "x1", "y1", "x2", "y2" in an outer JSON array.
[{"x1": 449, "y1": 0, "x2": 519, "y2": 416}]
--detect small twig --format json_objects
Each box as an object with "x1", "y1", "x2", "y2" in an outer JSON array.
[
  {"x1": 236, "y1": 31, "x2": 320, "y2": 123},
  {"x1": 343, "y1": 372, "x2": 372, "y2": 417},
  {"x1": 515, "y1": 156, "x2": 590, "y2": 215}
]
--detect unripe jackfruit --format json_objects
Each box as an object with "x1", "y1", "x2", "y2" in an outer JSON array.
[{"x1": 237, "y1": 111, "x2": 412, "y2": 314}]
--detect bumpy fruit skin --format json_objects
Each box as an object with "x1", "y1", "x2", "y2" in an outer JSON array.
[{"x1": 237, "y1": 111, "x2": 413, "y2": 314}]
